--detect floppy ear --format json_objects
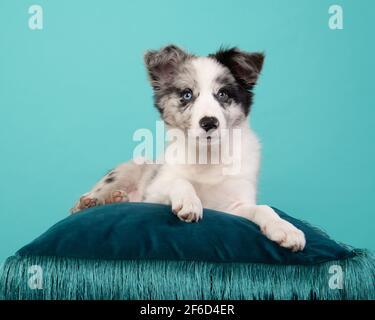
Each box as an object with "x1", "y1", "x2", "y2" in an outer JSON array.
[
  {"x1": 144, "y1": 45, "x2": 189, "y2": 90},
  {"x1": 210, "y1": 48, "x2": 264, "y2": 88}
]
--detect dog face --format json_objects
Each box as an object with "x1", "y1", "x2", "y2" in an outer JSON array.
[{"x1": 144, "y1": 45, "x2": 264, "y2": 140}]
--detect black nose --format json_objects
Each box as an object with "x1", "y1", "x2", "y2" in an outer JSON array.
[{"x1": 199, "y1": 116, "x2": 219, "y2": 132}]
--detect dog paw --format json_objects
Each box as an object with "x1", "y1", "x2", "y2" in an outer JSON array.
[
  {"x1": 172, "y1": 195, "x2": 203, "y2": 223},
  {"x1": 70, "y1": 195, "x2": 102, "y2": 214},
  {"x1": 105, "y1": 190, "x2": 129, "y2": 204},
  {"x1": 261, "y1": 219, "x2": 306, "y2": 252}
]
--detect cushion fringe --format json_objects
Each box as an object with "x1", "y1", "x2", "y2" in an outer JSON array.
[{"x1": 1, "y1": 249, "x2": 374, "y2": 300}]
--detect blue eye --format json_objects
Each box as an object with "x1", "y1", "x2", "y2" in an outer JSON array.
[
  {"x1": 181, "y1": 89, "x2": 193, "y2": 101},
  {"x1": 217, "y1": 89, "x2": 229, "y2": 102}
]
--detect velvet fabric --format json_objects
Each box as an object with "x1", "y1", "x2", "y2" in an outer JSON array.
[{"x1": 17, "y1": 202, "x2": 354, "y2": 265}]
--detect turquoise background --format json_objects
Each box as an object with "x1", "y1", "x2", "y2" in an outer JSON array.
[{"x1": 0, "y1": 0, "x2": 374, "y2": 263}]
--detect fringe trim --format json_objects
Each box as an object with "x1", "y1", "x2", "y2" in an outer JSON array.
[{"x1": 1, "y1": 249, "x2": 374, "y2": 300}]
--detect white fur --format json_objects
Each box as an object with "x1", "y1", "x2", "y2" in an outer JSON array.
[{"x1": 189, "y1": 58, "x2": 228, "y2": 140}]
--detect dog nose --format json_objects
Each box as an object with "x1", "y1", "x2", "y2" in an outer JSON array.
[{"x1": 199, "y1": 117, "x2": 219, "y2": 132}]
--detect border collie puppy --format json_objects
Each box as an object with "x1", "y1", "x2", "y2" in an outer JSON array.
[{"x1": 71, "y1": 45, "x2": 305, "y2": 252}]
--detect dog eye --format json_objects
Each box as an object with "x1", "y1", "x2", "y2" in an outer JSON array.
[
  {"x1": 181, "y1": 89, "x2": 193, "y2": 101},
  {"x1": 217, "y1": 89, "x2": 229, "y2": 102}
]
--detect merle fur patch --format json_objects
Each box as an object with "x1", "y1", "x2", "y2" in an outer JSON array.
[
  {"x1": 104, "y1": 177, "x2": 115, "y2": 184},
  {"x1": 210, "y1": 47, "x2": 264, "y2": 115}
]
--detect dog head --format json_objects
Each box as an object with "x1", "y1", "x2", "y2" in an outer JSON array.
[{"x1": 144, "y1": 45, "x2": 264, "y2": 141}]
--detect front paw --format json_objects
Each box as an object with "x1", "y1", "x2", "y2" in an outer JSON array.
[
  {"x1": 261, "y1": 219, "x2": 306, "y2": 252},
  {"x1": 172, "y1": 194, "x2": 203, "y2": 223}
]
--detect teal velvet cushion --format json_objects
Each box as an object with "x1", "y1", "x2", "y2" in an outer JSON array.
[{"x1": 17, "y1": 202, "x2": 354, "y2": 265}]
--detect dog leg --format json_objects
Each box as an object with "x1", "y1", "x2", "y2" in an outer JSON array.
[
  {"x1": 230, "y1": 204, "x2": 306, "y2": 252},
  {"x1": 70, "y1": 161, "x2": 147, "y2": 213},
  {"x1": 70, "y1": 189, "x2": 129, "y2": 213},
  {"x1": 145, "y1": 178, "x2": 203, "y2": 223},
  {"x1": 169, "y1": 179, "x2": 203, "y2": 222}
]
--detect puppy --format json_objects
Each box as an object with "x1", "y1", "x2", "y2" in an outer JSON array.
[{"x1": 71, "y1": 45, "x2": 305, "y2": 252}]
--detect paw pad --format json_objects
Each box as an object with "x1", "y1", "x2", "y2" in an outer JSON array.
[
  {"x1": 79, "y1": 196, "x2": 99, "y2": 209},
  {"x1": 105, "y1": 190, "x2": 129, "y2": 204}
]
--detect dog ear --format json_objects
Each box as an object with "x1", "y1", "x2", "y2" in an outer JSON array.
[
  {"x1": 210, "y1": 48, "x2": 264, "y2": 88},
  {"x1": 144, "y1": 45, "x2": 189, "y2": 90}
]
